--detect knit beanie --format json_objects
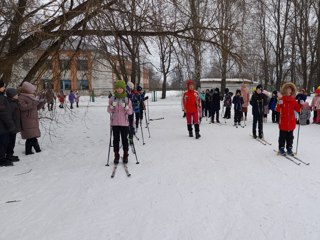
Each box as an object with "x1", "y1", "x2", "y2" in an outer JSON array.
[
  {"x1": 6, "y1": 88, "x2": 18, "y2": 98},
  {"x1": 114, "y1": 80, "x2": 127, "y2": 98},
  {"x1": 20, "y1": 81, "x2": 36, "y2": 94}
]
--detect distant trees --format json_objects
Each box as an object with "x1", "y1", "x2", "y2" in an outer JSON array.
[{"x1": 1, "y1": 0, "x2": 320, "y2": 96}]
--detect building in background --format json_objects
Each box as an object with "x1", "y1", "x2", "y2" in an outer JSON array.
[
  {"x1": 200, "y1": 78, "x2": 258, "y2": 93},
  {"x1": 13, "y1": 43, "x2": 149, "y2": 95}
]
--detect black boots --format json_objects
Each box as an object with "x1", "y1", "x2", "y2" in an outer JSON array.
[
  {"x1": 25, "y1": 139, "x2": 34, "y2": 155},
  {"x1": 123, "y1": 151, "x2": 129, "y2": 164},
  {"x1": 187, "y1": 124, "x2": 200, "y2": 139},
  {"x1": 114, "y1": 151, "x2": 129, "y2": 164},
  {"x1": 25, "y1": 138, "x2": 41, "y2": 155},
  {"x1": 33, "y1": 141, "x2": 41, "y2": 153},
  {"x1": 195, "y1": 124, "x2": 201, "y2": 139},
  {"x1": 0, "y1": 158, "x2": 14, "y2": 167},
  {"x1": 114, "y1": 152, "x2": 120, "y2": 165},
  {"x1": 187, "y1": 125, "x2": 193, "y2": 137},
  {"x1": 259, "y1": 132, "x2": 264, "y2": 139}
]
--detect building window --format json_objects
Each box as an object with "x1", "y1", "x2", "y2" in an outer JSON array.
[
  {"x1": 77, "y1": 59, "x2": 88, "y2": 71},
  {"x1": 43, "y1": 79, "x2": 53, "y2": 89},
  {"x1": 77, "y1": 79, "x2": 89, "y2": 90},
  {"x1": 60, "y1": 59, "x2": 71, "y2": 71},
  {"x1": 60, "y1": 79, "x2": 71, "y2": 90}
]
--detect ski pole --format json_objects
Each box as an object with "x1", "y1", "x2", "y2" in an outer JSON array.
[
  {"x1": 131, "y1": 138, "x2": 140, "y2": 164},
  {"x1": 106, "y1": 125, "x2": 113, "y2": 166},
  {"x1": 144, "y1": 110, "x2": 151, "y2": 138},
  {"x1": 140, "y1": 118, "x2": 145, "y2": 145},
  {"x1": 295, "y1": 110, "x2": 302, "y2": 155},
  {"x1": 147, "y1": 99, "x2": 150, "y2": 122}
]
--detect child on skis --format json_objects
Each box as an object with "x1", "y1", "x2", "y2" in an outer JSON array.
[
  {"x1": 107, "y1": 80, "x2": 133, "y2": 164},
  {"x1": 250, "y1": 84, "x2": 268, "y2": 139},
  {"x1": 232, "y1": 89, "x2": 244, "y2": 127},
  {"x1": 276, "y1": 82, "x2": 301, "y2": 156},
  {"x1": 269, "y1": 90, "x2": 279, "y2": 123},
  {"x1": 182, "y1": 80, "x2": 202, "y2": 139},
  {"x1": 240, "y1": 84, "x2": 250, "y2": 121},
  {"x1": 223, "y1": 88, "x2": 232, "y2": 119}
]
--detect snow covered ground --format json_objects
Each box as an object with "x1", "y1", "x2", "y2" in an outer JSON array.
[{"x1": 0, "y1": 92, "x2": 320, "y2": 240}]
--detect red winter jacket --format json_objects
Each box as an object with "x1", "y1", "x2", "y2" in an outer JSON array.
[
  {"x1": 276, "y1": 95, "x2": 301, "y2": 131},
  {"x1": 182, "y1": 90, "x2": 201, "y2": 114}
]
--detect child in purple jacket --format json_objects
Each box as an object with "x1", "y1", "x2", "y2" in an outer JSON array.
[
  {"x1": 68, "y1": 90, "x2": 76, "y2": 109},
  {"x1": 107, "y1": 80, "x2": 133, "y2": 164}
]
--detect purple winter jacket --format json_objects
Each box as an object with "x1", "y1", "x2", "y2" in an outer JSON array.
[
  {"x1": 107, "y1": 97, "x2": 133, "y2": 126},
  {"x1": 68, "y1": 93, "x2": 76, "y2": 103}
]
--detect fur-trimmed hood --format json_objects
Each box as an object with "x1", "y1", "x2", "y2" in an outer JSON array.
[{"x1": 281, "y1": 82, "x2": 297, "y2": 96}]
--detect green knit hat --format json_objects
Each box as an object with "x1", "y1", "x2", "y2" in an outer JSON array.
[{"x1": 114, "y1": 80, "x2": 127, "y2": 98}]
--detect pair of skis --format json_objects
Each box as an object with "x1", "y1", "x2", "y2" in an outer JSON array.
[
  {"x1": 251, "y1": 135, "x2": 309, "y2": 166},
  {"x1": 273, "y1": 150, "x2": 310, "y2": 166},
  {"x1": 111, "y1": 163, "x2": 131, "y2": 178}
]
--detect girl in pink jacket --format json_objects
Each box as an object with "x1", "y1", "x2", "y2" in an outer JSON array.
[{"x1": 107, "y1": 80, "x2": 133, "y2": 164}]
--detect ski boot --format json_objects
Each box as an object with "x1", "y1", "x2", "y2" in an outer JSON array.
[
  {"x1": 123, "y1": 151, "x2": 129, "y2": 164},
  {"x1": 287, "y1": 148, "x2": 294, "y2": 156},
  {"x1": 114, "y1": 152, "x2": 120, "y2": 165},
  {"x1": 279, "y1": 147, "x2": 286, "y2": 156}
]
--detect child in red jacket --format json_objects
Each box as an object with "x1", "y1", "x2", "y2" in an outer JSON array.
[
  {"x1": 182, "y1": 80, "x2": 202, "y2": 139},
  {"x1": 276, "y1": 82, "x2": 301, "y2": 156}
]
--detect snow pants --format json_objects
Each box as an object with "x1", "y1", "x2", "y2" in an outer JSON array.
[
  {"x1": 278, "y1": 130, "x2": 294, "y2": 150},
  {"x1": 186, "y1": 112, "x2": 199, "y2": 125},
  {"x1": 112, "y1": 126, "x2": 129, "y2": 153},
  {"x1": 253, "y1": 114, "x2": 263, "y2": 135}
]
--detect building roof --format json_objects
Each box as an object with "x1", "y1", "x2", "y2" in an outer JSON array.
[{"x1": 200, "y1": 78, "x2": 258, "y2": 84}]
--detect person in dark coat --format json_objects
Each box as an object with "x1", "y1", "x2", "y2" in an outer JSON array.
[
  {"x1": 0, "y1": 80, "x2": 15, "y2": 166},
  {"x1": 210, "y1": 88, "x2": 223, "y2": 123},
  {"x1": 45, "y1": 87, "x2": 55, "y2": 111},
  {"x1": 250, "y1": 84, "x2": 268, "y2": 139},
  {"x1": 5, "y1": 88, "x2": 21, "y2": 162},
  {"x1": 19, "y1": 82, "x2": 46, "y2": 155},
  {"x1": 223, "y1": 88, "x2": 232, "y2": 119},
  {"x1": 204, "y1": 89, "x2": 210, "y2": 118},
  {"x1": 269, "y1": 90, "x2": 279, "y2": 123},
  {"x1": 232, "y1": 89, "x2": 244, "y2": 127}
]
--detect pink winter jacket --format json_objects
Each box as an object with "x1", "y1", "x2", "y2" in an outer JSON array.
[
  {"x1": 107, "y1": 97, "x2": 133, "y2": 126},
  {"x1": 240, "y1": 84, "x2": 250, "y2": 108}
]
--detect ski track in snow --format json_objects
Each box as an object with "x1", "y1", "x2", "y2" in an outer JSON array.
[{"x1": 0, "y1": 94, "x2": 320, "y2": 240}]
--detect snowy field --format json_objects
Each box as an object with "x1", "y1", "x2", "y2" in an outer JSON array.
[{"x1": 0, "y1": 92, "x2": 320, "y2": 240}]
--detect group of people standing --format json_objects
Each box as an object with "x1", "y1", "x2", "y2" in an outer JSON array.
[
  {"x1": 0, "y1": 80, "x2": 83, "y2": 167},
  {"x1": 56, "y1": 90, "x2": 80, "y2": 109},
  {"x1": 181, "y1": 79, "x2": 320, "y2": 157},
  {"x1": 0, "y1": 81, "x2": 45, "y2": 166}
]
